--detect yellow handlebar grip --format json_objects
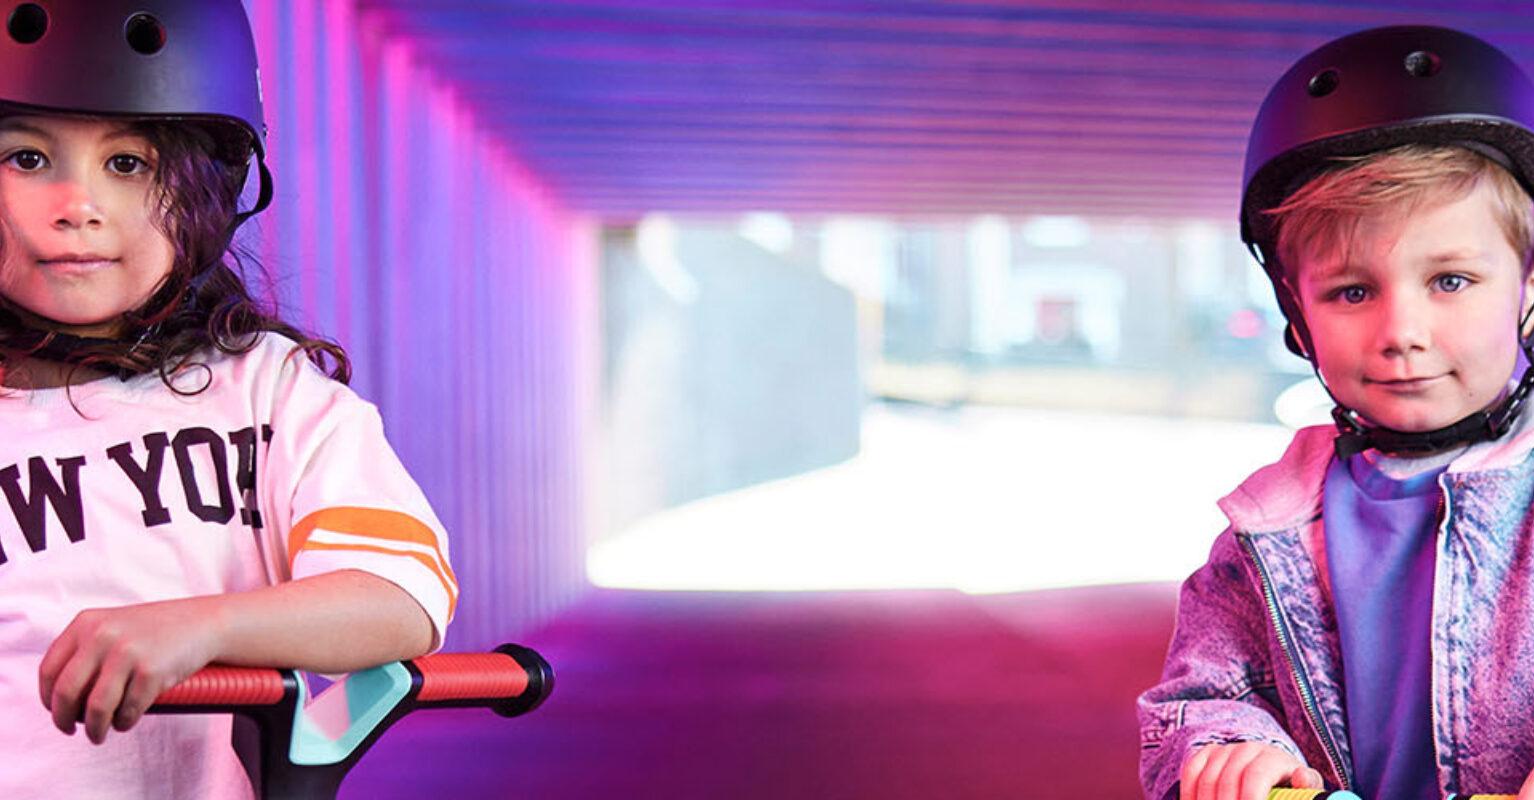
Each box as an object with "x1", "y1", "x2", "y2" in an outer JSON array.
[{"x1": 1266, "y1": 791, "x2": 1362, "y2": 800}]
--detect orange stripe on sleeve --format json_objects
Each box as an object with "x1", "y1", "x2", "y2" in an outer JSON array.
[
  {"x1": 289, "y1": 507, "x2": 458, "y2": 611},
  {"x1": 299, "y1": 541, "x2": 458, "y2": 618}
]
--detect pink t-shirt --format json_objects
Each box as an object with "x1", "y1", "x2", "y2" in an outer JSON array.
[{"x1": 0, "y1": 335, "x2": 455, "y2": 799}]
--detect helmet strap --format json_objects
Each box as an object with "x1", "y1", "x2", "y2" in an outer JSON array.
[{"x1": 232, "y1": 157, "x2": 273, "y2": 228}]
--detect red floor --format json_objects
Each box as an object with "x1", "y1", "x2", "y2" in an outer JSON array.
[{"x1": 341, "y1": 584, "x2": 1179, "y2": 799}]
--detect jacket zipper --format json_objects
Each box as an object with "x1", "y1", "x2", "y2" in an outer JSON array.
[{"x1": 1239, "y1": 534, "x2": 1352, "y2": 790}]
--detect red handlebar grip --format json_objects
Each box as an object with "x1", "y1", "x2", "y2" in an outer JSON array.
[
  {"x1": 155, "y1": 666, "x2": 288, "y2": 707},
  {"x1": 413, "y1": 652, "x2": 529, "y2": 703}
]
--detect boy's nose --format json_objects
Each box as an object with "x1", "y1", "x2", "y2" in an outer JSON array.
[{"x1": 1376, "y1": 294, "x2": 1431, "y2": 355}]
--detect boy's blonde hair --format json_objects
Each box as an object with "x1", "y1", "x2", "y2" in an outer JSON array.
[{"x1": 1268, "y1": 144, "x2": 1534, "y2": 280}]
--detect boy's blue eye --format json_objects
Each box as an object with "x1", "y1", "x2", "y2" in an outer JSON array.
[
  {"x1": 6, "y1": 150, "x2": 44, "y2": 171},
  {"x1": 1435, "y1": 274, "x2": 1468, "y2": 293},
  {"x1": 1338, "y1": 286, "x2": 1368, "y2": 304}
]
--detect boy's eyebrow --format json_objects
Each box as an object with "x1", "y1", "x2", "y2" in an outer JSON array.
[
  {"x1": 1428, "y1": 250, "x2": 1483, "y2": 263},
  {"x1": 1303, "y1": 261, "x2": 1361, "y2": 283}
]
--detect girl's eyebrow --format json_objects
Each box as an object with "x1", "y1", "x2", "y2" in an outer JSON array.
[
  {"x1": 0, "y1": 119, "x2": 51, "y2": 140},
  {"x1": 100, "y1": 125, "x2": 146, "y2": 143},
  {"x1": 0, "y1": 121, "x2": 143, "y2": 143}
]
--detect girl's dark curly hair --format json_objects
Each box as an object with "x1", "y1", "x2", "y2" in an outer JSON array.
[{"x1": 0, "y1": 114, "x2": 350, "y2": 390}]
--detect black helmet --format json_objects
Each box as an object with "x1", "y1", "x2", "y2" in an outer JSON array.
[
  {"x1": 0, "y1": 0, "x2": 270, "y2": 216},
  {"x1": 1241, "y1": 25, "x2": 1534, "y2": 358},
  {"x1": 1241, "y1": 25, "x2": 1534, "y2": 456}
]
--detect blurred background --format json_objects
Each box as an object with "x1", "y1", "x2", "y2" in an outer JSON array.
[{"x1": 226, "y1": 1, "x2": 1530, "y2": 797}]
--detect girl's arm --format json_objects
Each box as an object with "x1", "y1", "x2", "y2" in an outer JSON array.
[{"x1": 37, "y1": 569, "x2": 432, "y2": 744}]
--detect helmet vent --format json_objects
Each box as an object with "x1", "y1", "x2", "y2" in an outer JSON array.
[
  {"x1": 1404, "y1": 50, "x2": 1441, "y2": 78},
  {"x1": 1306, "y1": 68, "x2": 1340, "y2": 98},
  {"x1": 124, "y1": 13, "x2": 165, "y2": 55},
  {"x1": 7, "y1": 4, "x2": 46, "y2": 44}
]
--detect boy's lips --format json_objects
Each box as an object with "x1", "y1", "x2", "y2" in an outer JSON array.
[{"x1": 1366, "y1": 374, "x2": 1446, "y2": 392}]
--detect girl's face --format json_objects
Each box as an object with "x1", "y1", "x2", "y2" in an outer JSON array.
[{"x1": 0, "y1": 115, "x2": 174, "y2": 338}]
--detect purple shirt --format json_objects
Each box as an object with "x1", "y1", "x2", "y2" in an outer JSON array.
[{"x1": 1323, "y1": 453, "x2": 1443, "y2": 800}]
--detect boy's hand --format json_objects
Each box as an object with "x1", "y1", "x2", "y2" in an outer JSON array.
[
  {"x1": 37, "y1": 598, "x2": 223, "y2": 745},
  {"x1": 1180, "y1": 741, "x2": 1324, "y2": 800}
]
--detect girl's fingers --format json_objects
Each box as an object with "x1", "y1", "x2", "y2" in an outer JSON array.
[
  {"x1": 81, "y1": 654, "x2": 132, "y2": 744},
  {"x1": 46, "y1": 649, "x2": 103, "y2": 735},
  {"x1": 113, "y1": 667, "x2": 163, "y2": 734},
  {"x1": 36, "y1": 626, "x2": 79, "y2": 710}
]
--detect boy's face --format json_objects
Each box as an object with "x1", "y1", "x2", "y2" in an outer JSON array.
[
  {"x1": 0, "y1": 115, "x2": 174, "y2": 338},
  {"x1": 1295, "y1": 178, "x2": 1534, "y2": 434}
]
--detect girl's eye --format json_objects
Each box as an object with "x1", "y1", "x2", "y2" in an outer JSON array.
[
  {"x1": 1435, "y1": 274, "x2": 1468, "y2": 293},
  {"x1": 107, "y1": 154, "x2": 149, "y2": 175},
  {"x1": 5, "y1": 150, "x2": 45, "y2": 171}
]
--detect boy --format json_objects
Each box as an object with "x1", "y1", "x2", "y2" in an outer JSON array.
[{"x1": 1139, "y1": 26, "x2": 1534, "y2": 800}]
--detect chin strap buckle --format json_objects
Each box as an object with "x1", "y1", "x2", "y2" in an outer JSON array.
[{"x1": 1331, "y1": 362, "x2": 1534, "y2": 458}]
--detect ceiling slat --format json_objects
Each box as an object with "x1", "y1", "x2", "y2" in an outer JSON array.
[{"x1": 354, "y1": 1, "x2": 1534, "y2": 218}]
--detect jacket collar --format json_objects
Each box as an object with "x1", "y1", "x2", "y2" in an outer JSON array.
[{"x1": 1219, "y1": 408, "x2": 1534, "y2": 534}]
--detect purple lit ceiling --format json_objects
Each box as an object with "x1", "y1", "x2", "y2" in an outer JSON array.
[{"x1": 354, "y1": 1, "x2": 1534, "y2": 220}]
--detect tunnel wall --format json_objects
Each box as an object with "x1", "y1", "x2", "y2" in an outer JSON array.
[{"x1": 244, "y1": 0, "x2": 596, "y2": 648}]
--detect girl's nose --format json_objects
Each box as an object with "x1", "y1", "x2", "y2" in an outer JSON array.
[{"x1": 51, "y1": 175, "x2": 103, "y2": 230}]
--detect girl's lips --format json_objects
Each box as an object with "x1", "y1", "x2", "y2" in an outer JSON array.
[{"x1": 38, "y1": 258, "x2": 118, "y2": 275}]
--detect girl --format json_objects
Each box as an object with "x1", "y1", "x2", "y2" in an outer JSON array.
[{"x1": 0, "y1": 2, "x2": 456, "y2": 797}]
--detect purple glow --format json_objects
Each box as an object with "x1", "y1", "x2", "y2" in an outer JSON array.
[{"x1": 245, "y1": 0, "x2": 595, "y2": 648}]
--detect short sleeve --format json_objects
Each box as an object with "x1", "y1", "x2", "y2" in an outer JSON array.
[{"x1": 259, "y1": 348, "x2": 457, "y2": 650}]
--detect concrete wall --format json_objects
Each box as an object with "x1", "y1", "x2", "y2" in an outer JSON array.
[{"x1": 601, "y1": 223, "x2": 862, "y2": 539}]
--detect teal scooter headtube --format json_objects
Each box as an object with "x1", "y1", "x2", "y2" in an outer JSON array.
[
  {"x1": 1240, "y1": 25, "x2": 1534, "y2": 359},
  {"x1": 0, "y1": 0, "x2": 270, "y2": 216}
]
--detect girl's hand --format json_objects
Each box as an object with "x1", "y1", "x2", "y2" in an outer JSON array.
[
  {"x1": 37, "y1": 598, "x2": 224, "y2": 745},
  {"x1": 1180, "y1": 741, "x2": 1324, "y2": 800}
]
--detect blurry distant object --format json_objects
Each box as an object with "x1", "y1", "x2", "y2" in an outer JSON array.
[
  {"x1": 1274, "y1": 377, "x2": 1334, "y2": 430},
  {"x1": 1007, "y1": 265, "x2": 1122, "y2": 362},
  {"x1": 635, "y1": 215, "x2": 700, "y2": 305},
  {"x1": 809, "y1": 213, "x2": 1298, "y2": 422},
  {"x1": 737, "y1": 212, "x2": 794, "y2": 256},
  {"x1": 599, "y1": 211, "x2": 1307, "y2": 570},
  {"x1": 1021, "y1": 215, "x2": 1091, "y2": 249},
  {"x1": 1226, "y1": 308, "x2": 1265, "y2": 339},
  {"x1": 868, "y1": 362, "x2": 1275, "y2": 420}
]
